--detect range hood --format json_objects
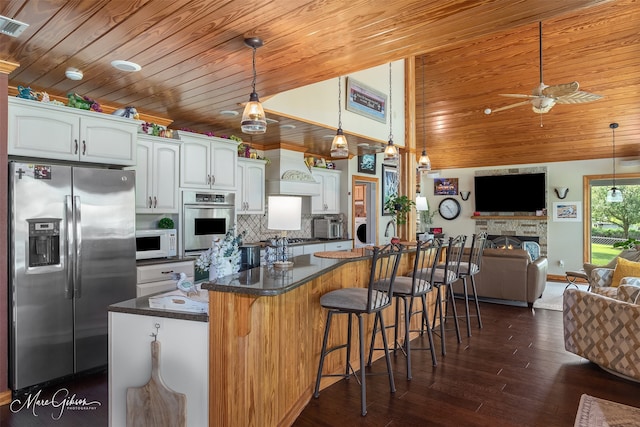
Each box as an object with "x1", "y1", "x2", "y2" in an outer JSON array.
[{"x1": 264, "y1": 148, "x2": 320, "y2": 196}]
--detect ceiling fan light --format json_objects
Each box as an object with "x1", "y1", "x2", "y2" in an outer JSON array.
[
  {"x1": 606, "y1": 187, "x2": 623, "y2": 203},
  {"x1": 330, "y1": 128, "x2": 349, "y2": 158},
  {"x1": 241, "y1": 91, "x2": 267, "y2": 134}
]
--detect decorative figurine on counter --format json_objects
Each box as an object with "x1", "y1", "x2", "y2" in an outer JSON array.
[
  {"x1": 112, "y1": 106, "x2": 139, "y2": 119},
  {"x1": 174, "y1": 272, "x2": 197, "y2": 296}
]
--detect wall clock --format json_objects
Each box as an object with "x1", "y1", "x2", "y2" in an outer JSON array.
[{"x1": 438, "y1": 197, "x2": 461, "y2": 220}]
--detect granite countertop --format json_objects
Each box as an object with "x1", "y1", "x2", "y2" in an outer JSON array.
[
  {"x1": 113, "y1": 248, "x2": 371, "y2": 321},
  {"x1": 247, "y1": 238, "x2": 353, "y2": 248},
  {"x1": 109, "y1": 292, "x2": 209, "y2": 322},
  {"x1": 202, "y1": 250, "x2": 372, "y2": 296}
]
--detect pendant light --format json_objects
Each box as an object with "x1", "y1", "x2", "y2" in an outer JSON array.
[
  {"x1": 241, "y1": 37, "x2": 267, "y2": 134},
  {"x1": 606, "y1": 122, "x2": 623, "y2": 202},
  {"x1": 384, "y1": 62, "x2": 399, "y2": 162},
  {"x1": 330, "y1": 76, "x2": 349, "y2": 158},
  {"x1": 417, "y1": 56, "x2": 432, "y2": 171}
]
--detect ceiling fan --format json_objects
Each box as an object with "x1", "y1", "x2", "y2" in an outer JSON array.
[{"x1": 484, "y1": 22, "x2": 602, "y2": 115}]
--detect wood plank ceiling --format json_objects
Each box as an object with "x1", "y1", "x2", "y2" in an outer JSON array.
[{"x1": 2, "y1": 0, "x2": 638, "y2": 169}]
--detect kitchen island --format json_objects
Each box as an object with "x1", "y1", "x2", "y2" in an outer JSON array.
[
  {"x1": 202, "y1": 249, "x2": 423, "y2": 427},
  {"x1": 109, "y1": 248, "x2": 428, "y2": 426}
]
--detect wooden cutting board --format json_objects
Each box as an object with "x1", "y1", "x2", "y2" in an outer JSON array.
[{"x1": 126, "y1": 341, "x2": 187, "y2": 427}]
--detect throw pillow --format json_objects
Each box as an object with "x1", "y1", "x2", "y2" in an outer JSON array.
[
  {"x1": 611, "y1": 257, "x2": 640, "y2": 287},
  {"x1": 583, "y1": 249, "x2": 640, "y2": 278}
]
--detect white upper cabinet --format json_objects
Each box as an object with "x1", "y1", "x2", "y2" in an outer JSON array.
[
  {"x1": 8, "y1": 97, "x2": 137, "y2": 166},
  {"x1": 133, "y1": 135, "x2": 180, "y2": 213},
  {"x1": 237, "y1": 158, "x2": 266, "y2": 214},
  {"x1": 311, "y1": 168, "x2": 342, "y2": 214},
  {"x1": 178, "y1": 130, "x2": 239, "y2": 190}
]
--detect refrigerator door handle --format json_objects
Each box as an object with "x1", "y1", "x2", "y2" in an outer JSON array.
[
  {"x1": 65, "y1": 195, "x2": 74, "y2": 299},
  {"x1": 74, "y1": 196, "x2": 82, "y2": 298}
]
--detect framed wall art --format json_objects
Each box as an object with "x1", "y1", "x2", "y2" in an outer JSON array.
[
  {"x1": 382, "y1": 164, "x2": 399, "y2": 216},
  {"x1": 434, "y1": 178, "x2": 458, "y2": 196},
  {"x1": 553, "y1": 201, "x2": 582, "y2": 222},
  {"x1": 346, "y1": 77, "x2": 387, "y2": 123},
  {"x1": 357, "y1": 153, "x2": 376, "y2": 174}
]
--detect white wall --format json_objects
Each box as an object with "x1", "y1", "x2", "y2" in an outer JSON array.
[
  {"x1": 420, "y1": 159, "x2": 640, "y2": 276},
  {"x1": 263, "y1": 60, "x2": 405, "y2": 148}
]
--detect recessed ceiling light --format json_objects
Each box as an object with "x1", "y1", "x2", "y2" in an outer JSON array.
[
  {"x1": 111, "y1": 60, "x2": 142, "y2": 72},
  {"x1": 357, "y1": 143, "x2": 369, "y2": 147},
  {"x1": 219, "y1": 110, "x2": 239, "y2": 117},
  {"x1": 280, "y1": 124, "x2": 296, "y2": 130},
  {"x1": 65, "y1": 67, "x2": 83, "y2": 80},
  {"x1": 266, "y1": 118, "x2": 279, "y2": 124},
  {"x1": 323, "y1": 134, "x2": 336, "y2": 139}
]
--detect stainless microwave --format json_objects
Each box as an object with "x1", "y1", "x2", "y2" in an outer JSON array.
[
  {"x1": 135, "y1": 229, "x2": 177, "y2": 260},
  {"x1": 313, "y1": 218, "x2": 343, "y2": 239}
]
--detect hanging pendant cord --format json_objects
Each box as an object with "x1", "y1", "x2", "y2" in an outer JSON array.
[
  {"x1": 388, "y1": 63, "x2": 393, "y2": 141},
  {"x1": 251, "y1": 46, "x2": 257, "y2": 94},
  {"x1": 422, "y1": 56, "x2": 426, "y2": 152},
  {"x1": 337, "y1": 76, "x2": 342, "y2": 129},
  {"x1": 612, "y1": 125, "x2": 616, "y2": 189}
]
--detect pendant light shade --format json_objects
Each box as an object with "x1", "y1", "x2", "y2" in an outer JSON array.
[
  {"x1": 384, "y1": 63, "x2": 399, "y2": 162},
  {"x1": 606, "y1": 122, "x2": 623, "y2": 203},
  {"x1": 241, "y1": 37, "x2": 267, "y2": 135},
  {"x1": 417, "y1": 56, "x2": 431, "y2": 171},
  {"x1": 331, "y1": 76, "x2": 349, "y2": 158}
]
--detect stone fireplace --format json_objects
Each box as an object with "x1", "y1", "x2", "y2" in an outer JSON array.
[
  {"x1": 473, "y1": 166, "x2": 548, "y2": 256},
  {"x1": 487, "y1": 235, "x2": 539, "y2": 249}
]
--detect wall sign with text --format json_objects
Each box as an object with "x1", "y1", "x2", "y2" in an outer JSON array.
[{"x1": 346, "y1": 77, "x2": 387, "y2": 123}]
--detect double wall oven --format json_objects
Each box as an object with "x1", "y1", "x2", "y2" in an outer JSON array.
[{"x1": 182, "y1": 191, "x2": 235, "y2": 257}]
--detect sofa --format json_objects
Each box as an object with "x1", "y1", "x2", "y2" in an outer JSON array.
[
  {"x1": 563, "y1": 285, "x2": 640, "y2": 382},
  {"x1": 453, "y1": 248, "x2": 548, "y2": 306}
]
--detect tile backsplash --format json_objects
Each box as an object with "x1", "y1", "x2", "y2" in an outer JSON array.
[{"x1": 237, "y1": 213, "x2": 346, "y2": 243}]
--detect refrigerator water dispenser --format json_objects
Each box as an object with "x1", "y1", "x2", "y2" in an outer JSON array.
[{"x1": 27, "y1": 218, "x2": 61, "y2": 267}]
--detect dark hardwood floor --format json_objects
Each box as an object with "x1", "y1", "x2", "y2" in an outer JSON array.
[
  {"x1": 1, "y1": 301, "x2": 638, "y2": 426},
  {"x1": 294, "y1": 301, "x2": 640, "y2": 427}
]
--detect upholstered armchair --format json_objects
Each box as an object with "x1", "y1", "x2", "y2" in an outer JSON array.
[
  {"x1": 563, "y1": 285, "x2": 640, "y2": 382},
  {"x1": 588, "y1": 254, "x2": 640, "y2": 298}
]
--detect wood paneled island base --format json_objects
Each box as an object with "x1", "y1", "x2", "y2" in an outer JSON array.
[{"x1": 206, "y1": 252, "x2": 432, "y2": 426}]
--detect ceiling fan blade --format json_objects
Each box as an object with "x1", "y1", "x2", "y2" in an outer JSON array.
[
  {"x1": 489, "y1": 100, "x2": 532, "y2": 113},
  {"x1": 499, "y1": 93, "x2": 536, "y2": 99},
  {"x1": 542, "y1": 81, "x2": 579, "y2": 98},
  {"x1": 556, "y1": 91, "x2": 603, "y2": 104}
]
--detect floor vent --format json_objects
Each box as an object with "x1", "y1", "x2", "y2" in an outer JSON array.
[{"x1": 0, "y1": 15, "x2": 29, "y2": 38}]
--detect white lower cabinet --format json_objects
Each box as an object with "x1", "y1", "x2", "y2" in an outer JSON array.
[
  {"x1": 303, "y1": 243, "x2": 326, "y2": 256},
  {"x1": 324, "y1": 241, "x2": 353, "y2": 251},
  {"x1": 136, "y1": 260, "x2": 194, "y2": 297},
  {"x1": 109, "y1": 312, "x2": 208, "y2": 427}
]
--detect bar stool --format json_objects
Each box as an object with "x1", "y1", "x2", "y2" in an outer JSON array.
[
  {"x1": 457, "y1": 232, "x2": 488, "y2": 336},
  {"x1": 432, "y1": 234, "x2": 466, "y2": 355},
  {"x1": 313, "y1": 244, "x2": 402, "y2": 416},
  {"x1": 367, "y1": 239, "x2": 442, "y2": 379}
]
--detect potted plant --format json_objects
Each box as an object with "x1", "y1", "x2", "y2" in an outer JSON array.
[{"x1": 384, "y1": 195, "x2": 416, "y2": 225}]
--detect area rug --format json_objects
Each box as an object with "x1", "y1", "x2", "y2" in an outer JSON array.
[{"x1": 574, "y1": 394, "x2": 640, "y2": 427}]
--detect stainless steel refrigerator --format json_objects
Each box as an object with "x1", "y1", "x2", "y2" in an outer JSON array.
[{"x1": 9, "y1": 161, "x2": 137, "y2": 391}]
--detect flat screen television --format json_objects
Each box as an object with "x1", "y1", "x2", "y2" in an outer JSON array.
[{"x1": 474, "y1": 173, "x2": 546, "y2": 212}]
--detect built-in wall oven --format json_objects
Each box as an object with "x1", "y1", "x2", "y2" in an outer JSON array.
[{"x1": 182, "y1": 191, "x2": 235, "y2": 257}]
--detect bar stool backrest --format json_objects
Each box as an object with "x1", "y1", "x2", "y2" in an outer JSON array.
[
  {"x1": 411, "y1": 239, "x2": 442, "y2": 296},
  {"x1": 442, "y1": 235, "x2": 467, "y2": 283},
  {"x1": 466, "y1": 232, "x2": 488, "y2": 276},
  {"x1": 366, "y1": 244, "x2": 403, "y2": 313}
]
